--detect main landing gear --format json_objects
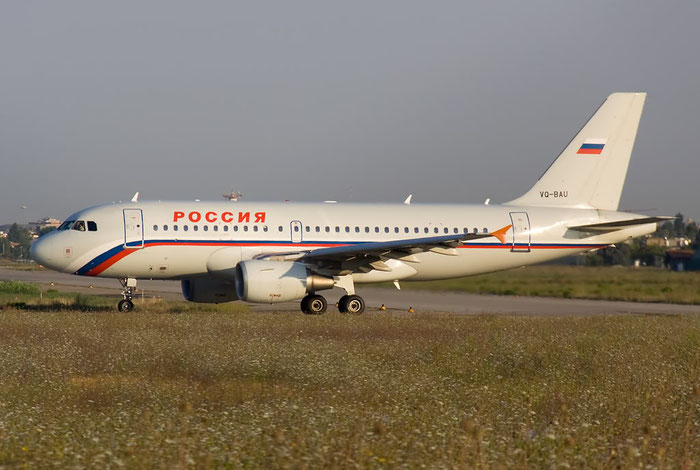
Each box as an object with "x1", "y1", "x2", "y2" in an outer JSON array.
[
  {"x1": 299, "y1": 293, "x2": 365, "y2": 315},
  {"x1": 118, "y1": 277, "x2": 137, "y2": 312}
]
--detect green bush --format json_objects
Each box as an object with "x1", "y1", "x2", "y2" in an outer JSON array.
[{"x1": 0, "y1": 281, "x2": 40, "y2": 295}]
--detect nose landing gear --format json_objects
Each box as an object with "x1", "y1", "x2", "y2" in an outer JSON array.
[{"x1": 118, "y1": 277, "x2": 137, "y2": 312}]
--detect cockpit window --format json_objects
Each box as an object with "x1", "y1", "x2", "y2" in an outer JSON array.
[
  {"x1": 72, "y1": 220, "x2": 86, "y2": 232},
  {"x1": 58, "y1": 220, "x2": 75, "y2": 230},
  {"x1": 87, "y1": 221, "x2": 98, "y2": 232}
]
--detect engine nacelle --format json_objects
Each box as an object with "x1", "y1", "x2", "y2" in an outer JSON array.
[
  {"x1": 235, "y1": 260, "x2": 334, "y2": 303},
  {"x1": 181, "y1": 278, "x2": 239, "y2": 303}
]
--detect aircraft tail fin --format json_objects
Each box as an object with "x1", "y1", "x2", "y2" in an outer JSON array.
[{"x1": 506, "y1": 92, "x2": 647, "y2": 210}]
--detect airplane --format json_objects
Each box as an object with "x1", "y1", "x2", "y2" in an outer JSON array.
[{"x1": 30, "y1": 92, "x2": 670, "y2": 314}]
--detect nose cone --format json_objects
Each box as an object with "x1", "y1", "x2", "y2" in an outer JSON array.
[{"x1": 30, "y1": 234, "x2": 63, "y2": 271}]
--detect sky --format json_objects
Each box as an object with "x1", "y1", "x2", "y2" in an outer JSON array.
[{"x1": 2, "y1": 1, "x2": 700, "y2": 224}]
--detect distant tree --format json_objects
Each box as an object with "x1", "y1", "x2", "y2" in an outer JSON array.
[
  {"x1": 6, "y1": 224, "x2": 32, "y2": 260},
  {"x1": 8, "y1": 224, "x2": 32, "y2": 246},
  {"x1": 672, "y1": 212, "x2": 685, "y2": 237}
]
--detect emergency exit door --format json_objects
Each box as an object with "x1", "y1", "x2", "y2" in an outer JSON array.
[
  {"x1": 290, "y1": 220, "x2": 303, "y2": 243},
  {"x1": 123, "y1": 209, "x2": 144, "y2": 248},
  {"x1": 509, "y1": 212, "x2": 531, "y2": 253}
]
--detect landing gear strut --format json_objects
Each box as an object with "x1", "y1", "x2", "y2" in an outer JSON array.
[
  {"x1": 301, "y1": 294, "x2": 327, "y2": 315},
  {"x1": 118, "y1": 277, "x2": 137, "y2": 312}
]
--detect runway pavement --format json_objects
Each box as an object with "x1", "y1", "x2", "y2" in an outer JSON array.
[{"x1": 1, "y1": 266, "x2": 699, "y2": 316}]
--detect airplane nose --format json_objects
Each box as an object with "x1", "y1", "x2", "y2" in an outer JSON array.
[{"x1": 30, "y1": 236, "x2": 60, "y2": 270}]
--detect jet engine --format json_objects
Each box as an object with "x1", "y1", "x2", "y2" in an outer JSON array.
[
  {"x1": 235, "y1": 260, "x2": 334, "y2": 303},
  {"x1": 181, "y1": 278, "x2": 239, "y2": 303}
]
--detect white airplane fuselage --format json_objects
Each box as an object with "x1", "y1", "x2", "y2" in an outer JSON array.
[{"x1": 31, "y1": 201, "x2": 654, "y2": 282}]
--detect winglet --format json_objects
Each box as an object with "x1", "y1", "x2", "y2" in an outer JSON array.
[{"x1": 490, "y1": 224, "x2": 512, "y2": 244}]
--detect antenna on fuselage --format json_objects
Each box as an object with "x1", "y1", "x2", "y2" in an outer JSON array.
[
  {"x1": 404, "y1": 194, "x2": 413, "y2": 205},
  {"x1": 131, "y1": 192, "x2": 139, "y2": 202}
]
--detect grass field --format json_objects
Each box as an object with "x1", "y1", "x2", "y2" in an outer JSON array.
[
  {"x1": 0, "y1": 296, "x2": 698, "y2": 467},
  {"x1": 399, "y1": 265, "x2": 700, "y2": 304}
]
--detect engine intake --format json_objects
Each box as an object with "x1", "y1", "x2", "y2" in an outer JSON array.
[{"x1": 235, "y1": 260, "x2": 334, "y2": 303}]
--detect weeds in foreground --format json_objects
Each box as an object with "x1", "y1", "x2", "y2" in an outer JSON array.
[{"x1": 0, "y1": 311, "x2": 698, "y2": 467}]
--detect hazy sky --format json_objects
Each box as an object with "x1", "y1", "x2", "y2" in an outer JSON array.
[{"x1": 2, "y1": 1, "x2": 699, "y2": 224}]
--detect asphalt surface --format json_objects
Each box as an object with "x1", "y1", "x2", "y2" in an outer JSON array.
[{"x1": 2, "y1": 266, "x2": 699, "y2": 316}]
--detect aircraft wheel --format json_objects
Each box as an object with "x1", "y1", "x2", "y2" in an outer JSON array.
[
  {"x1": 343, "y1": 295, "x2": 365, "y2": 315},
  {"x1": 305, "y1": 294, "x2": 327, "y2": 315},
  {"x1": 300, "y1": 296, "x2": 310, "y2": 314},
  {"x1": 118, "y1": 299, "x2": 134, "y2": 312}
]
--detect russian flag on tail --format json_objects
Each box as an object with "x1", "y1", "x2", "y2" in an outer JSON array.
[{"x1": 577, "y1": 138, "x2": 607, "y2": 155}]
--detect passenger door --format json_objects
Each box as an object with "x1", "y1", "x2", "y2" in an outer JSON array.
[
  {"x1": 509, "y1": 212, "x2": 531, "y2": 253},
  {"x1": 123, "y1": 209, "x2": 144, "y2": 249}
]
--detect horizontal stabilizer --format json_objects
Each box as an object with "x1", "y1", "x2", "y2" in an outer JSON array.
[{"x1": 569, "y1": 216, "x2": 674, "y2": 232}]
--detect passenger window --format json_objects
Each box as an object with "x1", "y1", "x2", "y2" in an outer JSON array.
[
  {"x1": 405, "y1": 227, "x2": 409, "y2": 233},
  {"x1": 473, "y1": 228, "x2": 478, "y2": 234},
  {"x1": 414, "y1": 227, "x2": 419, "y2": 233},
  {"x1": 394, "y1": 227, "x2": 399, "y2": 233},
  {"x1": 424, "y1": 227, "x2": 429, "y2": 234},
  {"x1": 234, "y1": 226, "x2": 239, "y2": 232},
  {"x1": 153, "y1": 225, "x2": 158, "y2": 231},
  {"x1": 483, "y1": 228, "x2": 488, "y2": 233},
  {"x1": 374, "y1": 227, "x2": 379, "y2": 233},
  {"x1": 444, "y1": 228, "x2": 449, "y2": 234},
  {"x1": 253, "y1": 226, "x2": 258, "y2": 232},
  {"x1": 463, "y1": 228, "x2": 468, "y2": 234},
  {"x1": 223, "y1": 226, "x2": 228, "y2": 232},
  {"x1": 173, "y1": 225, "x2": 179, "y2": 231},
  {"x1": 87, "y1": 221, "x2": 98, "y2": 232},
  {"x1": 335, "y1": 226, "x2": 340, "y2": 233},
  {"x1": 453, "y1": 228, "x2": 458, "y2": 234},
  {"x1": 163, "y1": 225, "x2": 168, "y2": 231},
  {"x1": 364, "y1": 227, "x2": 370, "y2": 233},
  {"x1": 263, "y1": 226, "x2": 268, "y2": 232},
  {"x1": 315, "y1": 226, "x2": 320, "y2": 233},
  {"x1": 293, "y1": 226, "x2": 298, "y2": 232},
  {"x1": 434, "y1": 227, "x2": 439, "y2": 233},
  {"x1": 278, "y1": 226, "x2": 283, "y2": 232},
  {"x1": 305, "y1": 226, "x2": 310, "y2": 232},
  {"x1": 193, "y1": 225, "x2": 199, "y2": 231},
  {"x1": 213, "y1": 226, "x2": 218, "y2": 232},
  {"x1": 203, "y1": 226, "x2": 208, "y2": 232},
  {"x1": 345, "y1": 226, "x2": 350, "y2": 233},
  {"x1": 72, "y1": 220, "x2": 86, "y2": 231},
  {"x1": 183, "y1": 225, "x2": 189, "y2": 232},
  {"x1": 355, "y1": 227, "x2": 360, "y2": 233},
  {"x1": 325, "y1": 226, "x2": 330, "y2": 233},
  {"x1": 384, "y1": 227, "x2": 389, "y2": 233},
  {"x1": 244, "y1": 226, "x2": 249, "y2": 232}
]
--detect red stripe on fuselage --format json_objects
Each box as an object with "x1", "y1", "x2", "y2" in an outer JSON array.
[{"x1": 85, "y1": 248, "x2": 140, "y2": 276}]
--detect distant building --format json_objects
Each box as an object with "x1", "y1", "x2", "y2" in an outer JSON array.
[
  {"x1": 666, "y1": 249, "x2": 700, "y2": 271},
  {"x1": 645, "y1": 236, "x2": 691, "y2": 248},
  {"x1": 28, "y1": 217, "x2": 62, "y2": 233}
]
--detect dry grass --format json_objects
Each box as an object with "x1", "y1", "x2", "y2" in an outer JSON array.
[
  {"x1": 401, "y1": 265, "x2": 700, "y2": 304},
  {"x1": 0, "y1": 308, "x2": 698, "y2": 468}
]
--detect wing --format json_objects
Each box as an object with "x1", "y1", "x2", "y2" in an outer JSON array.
[
  {"x1": 257, "y1": 224, "x2": 512, "y2": 275},
  {"x1": 568, "y1": 216, "x2": 674, "y2": 232}
]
